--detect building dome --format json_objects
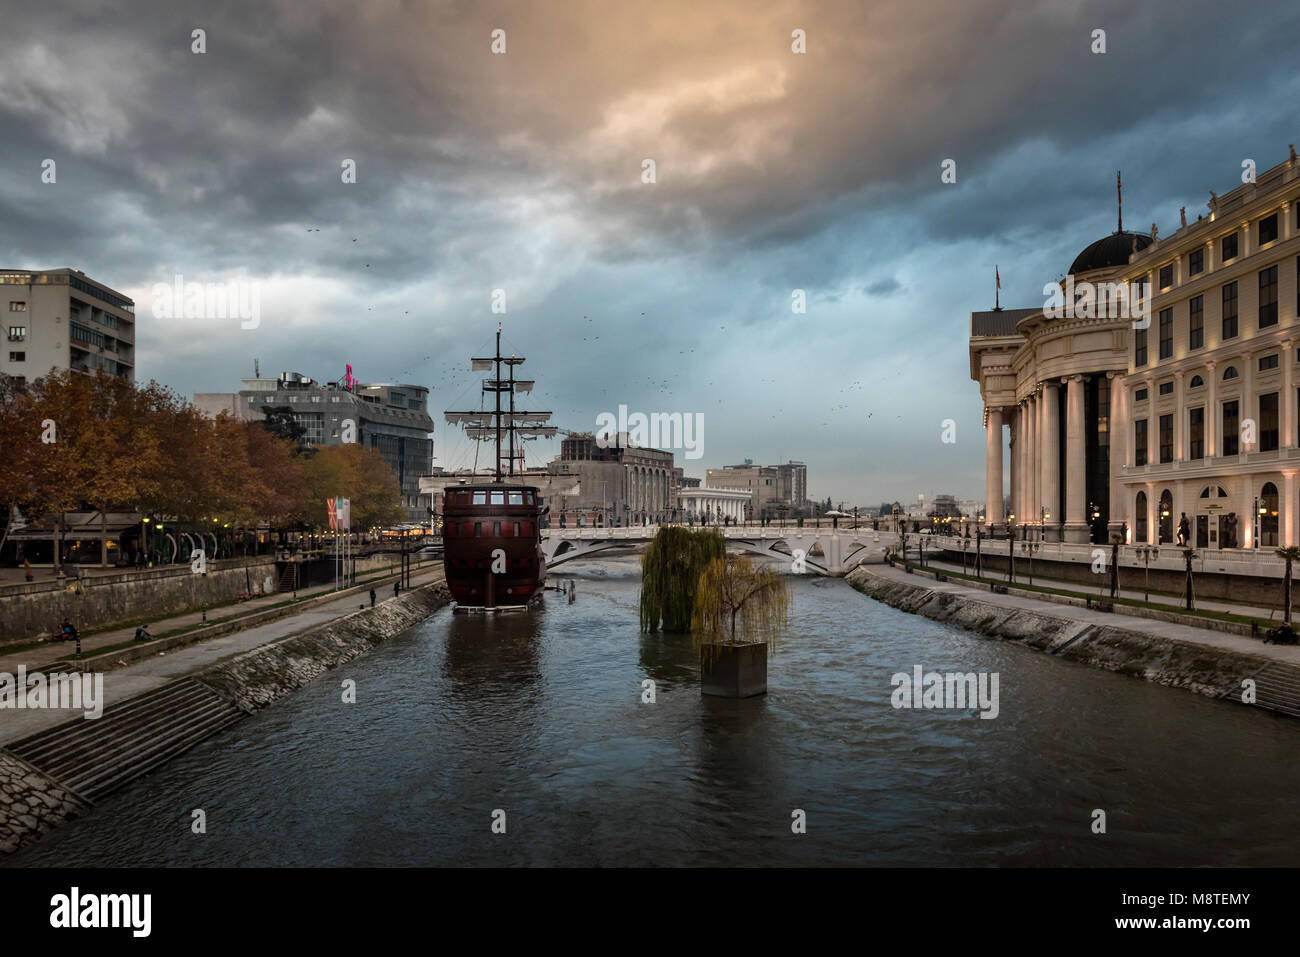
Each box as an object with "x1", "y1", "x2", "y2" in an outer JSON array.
[{"x1": 1068, "y1": 231, "x2": 1153, "y2": 275}]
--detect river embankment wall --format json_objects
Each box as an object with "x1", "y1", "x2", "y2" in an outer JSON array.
[{"x1": 845, "y1": 566, "x2": 1280, "y2": 702}]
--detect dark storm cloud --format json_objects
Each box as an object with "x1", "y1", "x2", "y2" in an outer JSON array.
[{"x1": 0, "y1": 0, "x2": 1296, "y2": 502}]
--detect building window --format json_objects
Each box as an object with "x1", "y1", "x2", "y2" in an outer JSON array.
[
  {"x1": 1189, "y1": 375, "x2": 1204, "y2": 388},
  {"x1": 1159, "y1": 263, "x2": 1174, "y2": 289},
  {"x1": 1260, "y1": 353, "x2": 1279, "y2": 372},
  {"x1": 1222, "y1": 400, "x2": 1239, "y2": 455},
  {"x1": 1189, "y1": 407, "x2": 1204, "y2": 459},
  {"x1": 1135, "y1": 491, "x2": 1148, "y2": 541},
  {"x1": 1135, "y1": 419, "x2": 1148, "y2": 466},
  {"x1": 1189, "y1": 248, "x2": 1204, "y2": 276},
  {"x1": 1221, "y1": 281, "x2": 1238, "y2": 340},
  {"x1": 7, "y1": 325, "x2": 25, "y2": 340},
  {"x1": 1159, "y1": 413, "x2": 1173, "y2": 463},
  {"x1": 1135, "y1": 327, "x2": 1148, "y2": 366},
  {"x1": 8, "y1": 351, "x2": 25, "y2": 362},
  {"x1": 1158, "y1": 308, "x2": 1172, "y2": 359},
  {"x1": 1222, "y1": 232, "x2": 1238, "y2": 263},
  {"x1": 1158, "y1": 381, "x2": 1174, "y2": 396},
  {"x1": 1223, "y1": 365, "x2": 1239, "y2": 380},
  {"x1": 1188, "y1": 295, "x2": 1203, "y2": 349},
  {"x1": 1135, "y1": 387, "x2": 1148, "y2": 402},
  {"x1": 1259, "y1": 212, "x2": 1279, "y2": 246},
  {"x1": 7, "y1": 301, "x2": 26, "y2": 312},
  {"x1": 1259, "y1": 264, "x2": 1278, "y2": 328},
  {"x1": 1260, "y1": 392, "x2": 1279, "y2": 451},
  {"x1": 1261, "y1": 482, "x2": 1280, "y2": 546}
]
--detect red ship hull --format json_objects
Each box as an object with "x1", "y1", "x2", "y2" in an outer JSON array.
[{"x1": 442, "y1": 483, "x2": 546, "y2": 610}]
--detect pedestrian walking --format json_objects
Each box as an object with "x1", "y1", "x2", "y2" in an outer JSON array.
[
  {"x1": 393, "y1": 580, "x2": 400, "y2": 599},
  {"x1": 369, "y1": 587, "x2": 376, "y2": 607},
  {"x1": 23, "y1": 557, "x2": 32, "y2": 582}
]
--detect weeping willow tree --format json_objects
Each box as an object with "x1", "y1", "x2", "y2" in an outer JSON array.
[
  {"x1": 639, "y1": 527, "x2": 726, "y2": 632},
  {"x1": 690, "y1": 555, "x2": 791, "y2": 668}
]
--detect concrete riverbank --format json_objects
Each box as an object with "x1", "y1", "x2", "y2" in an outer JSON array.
[
  {"x1": 0, "y1": 577, "x2": 450, "y2": 856},
  {"x1": 846, "y1": 565, "x2": 1300, "y2": 715}
]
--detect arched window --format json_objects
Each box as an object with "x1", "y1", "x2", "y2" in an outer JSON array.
[
  {"x1": 1136, "y1": 491, "x2": 1148, "y2": 543},
  {"x1": 1189, "y1": 375, "x2": 1204, "y2": 388},
  {"x1": 1200, "y1": 487, "x2": 1210, "y2": 498},
  {"x1": 1261, "y1": 482, "x2": 1279, "y2": 547},
  {"x1": 1223, "y1": 366, "x2": 1239, "y2": 380},
  {"x1": 1158, "y1": 489, "x2": 1173, "y2": 544}
]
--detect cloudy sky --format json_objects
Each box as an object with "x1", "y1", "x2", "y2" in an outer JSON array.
[{"x1": 2, "y1": 0, "x2": 1298, "y2": 505}]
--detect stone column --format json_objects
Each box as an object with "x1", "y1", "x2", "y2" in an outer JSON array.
[
  {"x1": 1284, "y1": 338, "x2": 1294, "y2": 449},
  {"x1": 1026, "y1": 391, "x2": 1038, "y2": 536},
  {"x1": 1108, "y1": 372, "x2": 1126, "y2": 540},
  {"x1": 1124, "y1": 384, "x2": 1136, "y2": 467},
  {"x1": 986, "y1": 408, "x2": 1004, "y2": 528},
  {"x1": 1041, "y1": 380, "x2": 1060, "y2": 541},
  {"x1": 1206, "y1": 360, "x2": 1218, "y2": 457},
  {"x1": 1064, "y1": 375, "x2": 1089, "y2": 542},
  {"x1": 1242, "y1": 351, "x2": 1255, "y2": 454},
  {"x1": 1146, "y1": 378, "x2": 1158, "y2": 466},
  {"x1": 1173, "y1": 370, "x2": 1185, "y2": 460},
  {"x1": 1009, "y1": 409, "x2": 1020, "y2": 527},
  {"x1": 1286, "y1": 471, "x2": 1298, "y2": 547},
  {"x1": 1146, "y1": 482, "x2": 1158, "y2": 545}
]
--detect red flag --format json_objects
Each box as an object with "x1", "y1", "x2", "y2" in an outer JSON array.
[{"x1": 995, "y1": 266, "x2": 1001, "y2": 289}]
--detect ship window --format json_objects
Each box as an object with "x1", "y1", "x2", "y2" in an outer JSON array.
[
  {"x1": 490, "y1": 491, "x2": 505, "y2": 505},
  {"x1": 493, "y1": 522, "x2": 501, "y2": 536},
  {"x1": 513, "y1": 523, "x2": 521, "y2": 537},
  {"x1": 473, "y1": 491, "x2": 486, "y2": 505},
  {"x1": 474, "y1": 523, "x2": 482, "y2": 537},
  {"x1": 509, "y1": 491, "x2": 523, "y2": 505},
  {"x1": 525, "y1": 491, "x2": 534, "y2": 504}
]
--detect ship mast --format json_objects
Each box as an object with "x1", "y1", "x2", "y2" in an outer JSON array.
[{"x1": 445, "y1": 324, "x2": 559, "y2": 481}]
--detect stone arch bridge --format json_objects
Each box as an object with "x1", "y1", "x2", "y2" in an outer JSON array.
[{"x1": 540, "y1": 526, "x2": 900, "y2": 576}]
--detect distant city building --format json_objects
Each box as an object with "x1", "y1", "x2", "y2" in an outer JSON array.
[
  {"x1": 200, "y1": 370, "x2": 435, "y2": 524},
  {"x1": 549, "y1": 431, "x2": 676, "y2": 524},
  {"x1": 421, "y1": 431, "x2": 678, "y2": 526},
  {"x1": 1, "y1": 268, "x2": 136, "y2": 386},
  {"x1": 706, "y1": 459, "x2": 808, "y2": 518}
]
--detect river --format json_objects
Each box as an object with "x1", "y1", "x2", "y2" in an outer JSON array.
[{"x1": 8, "y1": 557, "x2": 1300, "y2": 866}]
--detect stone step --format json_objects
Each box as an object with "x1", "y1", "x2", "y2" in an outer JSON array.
[
  {"x1": 8, "y1": 680, "x2": 204, "y2": 765},
  {"x1": 5, "y1": 677, "x2": 244, "y2": 802},
  {"x1": 35, "y1": 697, "x2": 236, "y2": 779}
]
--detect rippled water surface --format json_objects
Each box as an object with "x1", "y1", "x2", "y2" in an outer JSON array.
[{"x1": 10, "y1": 559, "x2": 1300, "y2": 866}]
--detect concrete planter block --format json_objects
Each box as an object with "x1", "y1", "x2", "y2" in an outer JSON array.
[{"x1": 700, "y1": 642, "x2": 768, "y2": 698}]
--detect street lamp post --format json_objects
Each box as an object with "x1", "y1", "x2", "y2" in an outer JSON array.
[
  {"x1": 1007, "y1": 513, "x2": 1016, "y2": 583},
  {"x1": 1134, "y1": 545, "x2": 1159, "y2": 603},
  {"x1": 1021, "y1": 539, "x2": 1039, "y2": 585}
]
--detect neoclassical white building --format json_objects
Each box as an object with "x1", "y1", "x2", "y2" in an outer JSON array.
[
  {"x1": 678, "y1": 487, "x2": 751, "y2": 523},
  {"x1": 972, "y1": 147, "x2": 1300, "y2": 549}
]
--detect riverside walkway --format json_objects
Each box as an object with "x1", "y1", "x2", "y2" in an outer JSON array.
[
  {"x1": 0, "y1": 563, "x2": 446, "y2": 745},
  {"x1": 862, "y1": 562, "x2": 1300, "y2": 668}
]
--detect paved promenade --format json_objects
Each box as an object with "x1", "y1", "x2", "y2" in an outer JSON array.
[
  {"x1": 862, "y1": 563, "x2": 1300, "y2": 667},
  {"x1": 0, "y1": 564, "x2": 447, "y2": 745},
  {"x1": 920, "y1": 553, "x2": 1291, "y2": 622}
]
